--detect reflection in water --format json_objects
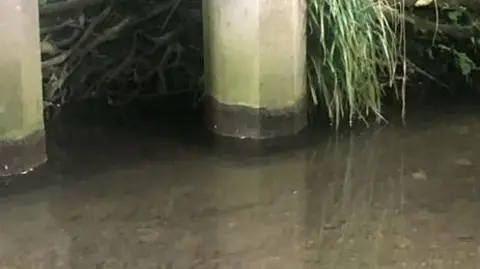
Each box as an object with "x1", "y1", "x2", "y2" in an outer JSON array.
[{"x1": 1, "y1": 106, "x2": 480, "y2": 268}]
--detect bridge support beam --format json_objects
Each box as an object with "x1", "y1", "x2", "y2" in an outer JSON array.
[
  {"x1": 0, "y1": 0, "x2": 47, "y2": 176},
  {"x1": 203, "y1": 0, "x2": 308, "y2": 144}
]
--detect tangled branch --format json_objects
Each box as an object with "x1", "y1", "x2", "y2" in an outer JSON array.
[
  {"x1": 40, "y1": 0, "x2": 203, "y2": 119},
  {"x1": 39, "y1": 0, "x2": 480, "y2": 121}
]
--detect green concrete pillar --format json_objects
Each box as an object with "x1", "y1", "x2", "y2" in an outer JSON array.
[
  {"x1": 203, "y1": 0, "x2": 308, "y2": 140},
  {"x1": 0, "y1": 0, "x2": 47, "y2": 176}
]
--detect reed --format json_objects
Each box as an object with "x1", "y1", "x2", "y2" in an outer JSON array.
[{"x1": 307, "y1": 0, "x2": 404, "y2": 127}]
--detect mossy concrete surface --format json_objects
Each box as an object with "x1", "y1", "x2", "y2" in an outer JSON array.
[
  {"x1": 0, "y1": 0, "x2": 46, "y2": 175},
  {"x1": 203, "y1": 0, "x2": 307, "y2": 110}
]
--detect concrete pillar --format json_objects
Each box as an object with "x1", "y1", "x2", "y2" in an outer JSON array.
[
  {"x1": 0, "y1": 0, "x2": 47, "y2": 176},
  {"x1": 203, "y1": 0, "x2": 308, "y2": 140}
]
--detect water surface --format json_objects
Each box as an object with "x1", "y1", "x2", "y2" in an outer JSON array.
[{"x1": 1, "y1": 104, "x2": 480, "y2": 268}]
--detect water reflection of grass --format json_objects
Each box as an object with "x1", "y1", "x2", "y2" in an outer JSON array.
[
  {"x1": 312, "y1": 133, "x2": 406, "y2": 268},
  {"x1": 310, "y1": 130, "x2": 480, "y2": 268}
]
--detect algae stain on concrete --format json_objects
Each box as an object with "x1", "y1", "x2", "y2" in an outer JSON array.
[
  {"x1": 0, "y1": 0, "x2": 44, "y2": 141},
  {"x1": 258, "y1": 0, "x2": 306, "y2": 109},
  {"x1": 204, "y1": 0, "x2": 306, "y2": 110},
  {"x1": 204, "y1": 0, "x2": 260, "y2": 107}
]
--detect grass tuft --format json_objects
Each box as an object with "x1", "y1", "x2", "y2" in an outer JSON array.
[{"x1": 307, "y1": 0, "x2": 403, "y2": 128}]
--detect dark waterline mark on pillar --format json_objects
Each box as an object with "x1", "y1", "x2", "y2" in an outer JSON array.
[
  {"x1": 205, "y1": 96, "x2": 309, "y2": 155},
  {"x1": 0, "y1": 130, "x2": 47, "y2": 177}
]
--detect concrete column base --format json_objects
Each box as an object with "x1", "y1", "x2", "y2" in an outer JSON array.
[
  {"x1": 0, "y1": 130, "x2": 46, "y2": 176},
  {"x1": 207, "y1": 97, "x2": 308, "y2": 140},
  {"x1": 204, "y1": 97, "x2": 310, "y2": 155}
]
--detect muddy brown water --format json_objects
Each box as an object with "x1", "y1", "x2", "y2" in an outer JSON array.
[{"x1": 1, "y1": 102, "x2": 480, "y2": 269}]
